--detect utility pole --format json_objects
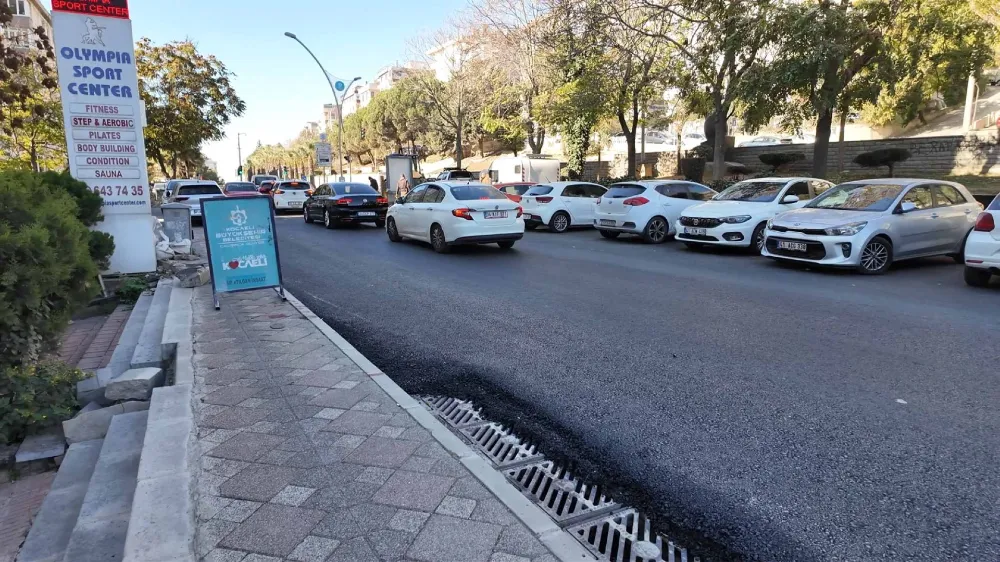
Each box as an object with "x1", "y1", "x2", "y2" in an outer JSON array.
[
  {"x1": 284, "y1": 32, "x2": 360, "y2": 182},
  {"x1": 237, "y1": 133, "x2": 246, "y2": 180}
]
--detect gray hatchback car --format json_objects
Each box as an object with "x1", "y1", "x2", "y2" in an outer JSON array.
[{"x1": 761, "y1": 178, "x2": 982, "y2": 274}]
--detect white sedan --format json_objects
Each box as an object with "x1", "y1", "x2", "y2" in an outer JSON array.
[
  {"x1": 520, "y1": 182, "x2": 607, "y2": 233},
  {"x1": 386, "y1": 181, "x2": 524, "y2": 253},
  {"x1": 964, "y1": 194, "x2": 999, "y2": 287},
  {"x1": 594, "y1": 180, "x2": 717, "y2": 243},
  {"x1": 676, "y1": 177, "x2": 834, "y2": 253}
]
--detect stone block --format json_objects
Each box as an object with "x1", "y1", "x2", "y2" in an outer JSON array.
[
  {"x1": 77, "y1": 376, "x2": 107, "y2": 406},
  {"x1": 105, "y1": 367, "x2": 164, "y2": 401},
  {"x1": 15, "y1": 426, "x2": 66, "y2": 463},
  {"x1": 178, "y1": 265, "x2": 210, "y2": 288},
  {"x1": 63, "y1": 401, "x2": 151, "y2": 444},
  {"x1": 123, "y1": 474, "x2": 195, "y2": 562},
  {"x1": 131, "y1": 278, "x2": 174, "y2": 369}
]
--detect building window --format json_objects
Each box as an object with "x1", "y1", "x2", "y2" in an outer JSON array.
[{"x1": 6, "y1": 0, "x2": 28, "y2": 16}]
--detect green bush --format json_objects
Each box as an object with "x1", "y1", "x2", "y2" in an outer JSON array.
[
  {"x1": 39, "y1": 172, "x2": 115, "y2": 270},
  {"x1": 853, "y1": 148, "x2": 912, "y2": 177},
  {"x1": 0, "y1": 361, "x2": 87, "y2": 445},
  {"x1": 0, "y1": 170, "x2": 101, "y2": 367},
  {"x1": 116, "y1": 276, "x2": 148, "y2": 305},
  {"x1": 759, "y1": 152, "x2": 806, "y2": 172}
]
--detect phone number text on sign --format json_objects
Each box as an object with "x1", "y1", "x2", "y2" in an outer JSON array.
[{"x1": 92, "y1": 184, "x2": 144, "y2": 196}]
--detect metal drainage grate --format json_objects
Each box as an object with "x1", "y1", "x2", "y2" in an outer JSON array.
[
  {"x1": 422, "y1": 396, "x2": 487, "y2": 428},
  {"x1": 460, "y1": 422, "x2": 544, "y2": 468},
  {"x1": 568, "y1": 509, "x2": 699, "y2": 562},
  {"x1": 504, "y1": 460, "x2": 618, "y2": 523}
]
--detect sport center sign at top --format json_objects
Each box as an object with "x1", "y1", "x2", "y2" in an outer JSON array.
[{"x1": 51, "y1": 0, "x2": 150, "y2": 215}]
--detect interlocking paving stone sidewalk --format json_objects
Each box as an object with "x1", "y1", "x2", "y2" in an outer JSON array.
[
  {"x1": 0, "y1": 472, "x2": 56, "y2": 562},
  {"x1": 192, "y1": 286, "x2": 558, "y2": 562}
]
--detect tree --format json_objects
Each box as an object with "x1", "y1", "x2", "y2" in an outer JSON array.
[
  {"x1": 612, "y1": 0, "x2": 783, "y2": 180},
  {"x1": 136, "y1": 39, "x2": 245, "y2": 178},
  {"x1": 0, "y1": 5, "x2": 61, "y2": 172},
  {"x1": 863, "y1": 0, "x2": 996, "y2": 128}
]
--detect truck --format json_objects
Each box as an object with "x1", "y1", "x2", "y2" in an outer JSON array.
[{"x1": 487, "y1": 155, "x2": 560, "y2": 184}]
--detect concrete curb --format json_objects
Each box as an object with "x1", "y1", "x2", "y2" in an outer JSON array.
[
  {"x1": 123, "y1": 282, "x2": 196, "y2": 562},
  {"x1": 285, "y1": 290, "x2": 596, "y2": 562}
]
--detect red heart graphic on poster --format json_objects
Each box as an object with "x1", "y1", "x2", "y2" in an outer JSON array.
[{"x1": 228, "y1": 260, "x2": 240, "y2": 270}]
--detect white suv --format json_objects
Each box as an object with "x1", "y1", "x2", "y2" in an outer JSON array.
[
  {"x1": 677, "y1": 177, "x2": 834, "y2": 253},
  {"x1": 595, "y1": 180, "x2": 716, "y2": 243},
  {"x1": 520, "y1": 182, "x2": 607, "y2": 233},
  {"x1": 168, "y1": 182, "x2": 223, "y2": 219},
  {"x1": 271, "y1": 180, "x2": 312, "y2": 212}
]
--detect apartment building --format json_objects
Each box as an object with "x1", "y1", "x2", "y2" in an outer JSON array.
[
  {"x1": 2, "y1": 0, "x2": 53, "y2": 49},
  {"x1": 338, "y1": 62, "x2": 428, "y2": 119}
]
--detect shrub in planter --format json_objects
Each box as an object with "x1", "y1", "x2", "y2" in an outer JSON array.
[
  {"x1": 759, "y1": 152, "x2": 806, "y2": 172},
  {"x1": 0, "y1": 361, "x2": 87, "y2": 445},
  {"x1": 0, "y1": 171, "x2": 101, "y2": 367},
  {"x1": 853, "y1": 148, "x2": 911, "y2": 177},
  {"x1": 39, "y1": 171, "x2": 114, "y2": 270}
]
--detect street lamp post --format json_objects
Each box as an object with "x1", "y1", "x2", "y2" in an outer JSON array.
[
  {"x1": 284, "y1": 32, "x2": 360, "y2": 182},
  {"x1": 237, "y1": 133, "x2": 247, "y2": 180}
]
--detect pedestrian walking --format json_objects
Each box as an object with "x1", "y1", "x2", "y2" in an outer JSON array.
[{"x1": 396, "y1": 174, "x2": 411, "y2": 200}]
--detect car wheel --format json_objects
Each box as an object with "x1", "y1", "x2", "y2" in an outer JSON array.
[
  {"x1": 303, "y1": 208, "x2": 312, "y2": 223},
  {"x1": 964, "y1": 266, "x2": 992, "y2": 287},
  {"x1": 599, "y1": 230, "x2": 620, "y2": 239},
  {"x1": 750, "y1": 222, "x2": 767, "y2": 255},
  {"x1": 549, "y1": 212, "x2": 570, "y2": 233},
  {"x1": 386, "y1": 217, "x2": 402, "y2": 242},
  {"x1": 431, "y1": 224, "x2": 450, "y2": 253},
  {"x1": 642, "y1": 216, "x2": 668, "y2": 244},
  {"x1": 684, "y1": 242, "x2": 704, "y2": 251},
  {"x1": 324, "y1": 209, "x2": 336, "y2": 229},
  {"x1": 497, "y1": 241, "x2": 515, "y2": 249},
  {"x1": 857, "y1": 236, "x2": 892, "y2": 275}
]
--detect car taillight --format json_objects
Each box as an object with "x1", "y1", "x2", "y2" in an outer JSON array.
[
  {"x1": 336, "y1": 199, "x2": 350, "y2": 205},
  {"x1": 974, "y1": 212, "x2": 995, "y2": 232},
  {"x1": 516, "y1": 206, "x2": 523, "y2": 218},
  {"x1": 452, "y1": 208, "x2": 474, "y2": 220},
  {"x1": 376, "y1": 197, "x2": 388, "y2": 205},
  {"x1": 273, "y1": 189, "x2": 284, "y2": 195},
  {"x1": 624, "y1": 196, "x2": 649, "y2": 206},
  {"x1": 536, "y1": 196, "x2": 553, "y2": 204}
]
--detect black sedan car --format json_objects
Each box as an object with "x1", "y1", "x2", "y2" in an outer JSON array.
[{"x1": 303, "y1": 182, "x2": 388, "y2": 228}]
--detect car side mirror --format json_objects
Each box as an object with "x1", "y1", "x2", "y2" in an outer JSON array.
[
  {"x1": 781, "y1": 195, "x2": 800, "y2": 204},
  {"x1": 899, "y1": 201, "x2": 917, "y2": 213}
]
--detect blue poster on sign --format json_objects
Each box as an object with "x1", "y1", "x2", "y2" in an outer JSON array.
[{"x1": 200, "y1": 196, "x2": 284, "y2": 306}]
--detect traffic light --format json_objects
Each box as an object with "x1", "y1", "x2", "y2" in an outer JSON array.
[{"x1": 237, "y1": 165, "x2": 243, "y2": 177}]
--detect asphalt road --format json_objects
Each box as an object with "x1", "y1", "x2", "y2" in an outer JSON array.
[{"x1": 272, "y1": 214, "x2": 1000, "y2": 562}]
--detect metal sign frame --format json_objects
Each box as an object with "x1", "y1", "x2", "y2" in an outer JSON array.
[{"x1": 199, "y1": 195, "x2": 286, "y2": 310}]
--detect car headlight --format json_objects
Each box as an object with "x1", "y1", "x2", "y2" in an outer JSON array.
[
  {"x1": 720, "y1": 215, "x2": 752, "y2": 224},
  {"x1": 766, "y1": 218, "x2": 775, "y2": 229},
  {"x1": 824, "y1": 221, "x2": 868, "y2": 236}
]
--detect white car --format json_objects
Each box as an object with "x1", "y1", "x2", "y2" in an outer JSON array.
[
  {"x1": 386, "y1": 181, "x2": 524, "y2": 253},
  {"x1": 520, "y1": 182, "x2": 607, "y2": 233},
  {"x1": 271, "y1": 180, "x2": 311, "y2": 212},
  {"x1": 594, "y1": 180, "x2": 717, "y2": 243},
  {"x1": 964, "y1": 194, "x2": 999, "y2": 287},
  {"x1": 682, "y1": 133, "x2": 707, "y2": 150},
  {"x1": 738, "y1": 136, "x2": 793, "y2": 147},
  {"x1": 676, "y1": 177, "x2": 834, "y2": 253},
  {"x1": 167, "y1": 182, "x2": 223, "y2": 219},
  {"x1": 762, "y1": 179, "x2": 981, "y2": 275}
]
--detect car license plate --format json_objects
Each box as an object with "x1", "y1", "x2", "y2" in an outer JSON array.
[
  {"x1": 684, "y1": 227, "x2": 707, "y2": 236},
  {"x1": 777, "y1": 240, "x2": 808, "y2": 252},
  {"x1": 484, "y1": 211, "x2": 507, "y2": 219},
  {"x1": 600, "y1": 219, "x2": 616, "y2": 227},
  {"x1": 288, "y1": 201, "x2": 303, "y2": 207},
  {"x1": 357, "y1": 211, "x2": 376, "y2": 217}
]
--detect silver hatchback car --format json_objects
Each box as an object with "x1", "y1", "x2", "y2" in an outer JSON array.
[{"x1": 762, "y1": 178, "x2": 982, "y2": 274}]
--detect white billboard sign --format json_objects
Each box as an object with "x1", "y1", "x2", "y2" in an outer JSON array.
[
  {"x1": 315, "y1": 142, "x2": 332, "y2": 167},
  {"x1": 52, "y1": 0, "x2": 155, "y2": 273}
]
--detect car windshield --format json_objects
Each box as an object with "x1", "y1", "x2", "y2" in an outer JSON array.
[
  {"x1": 524, "y1": 186, "x2": 553, "y2": 196},
  {"x1": 253, "y1": 176, "x2": 277, "y2": 185},
  {"x1": 714, "y1": 181, "x2": 786, "y2": 202},
  {"x1": 504, "y1": 184, "x2": 535, "y2": 195},
  {"x1": 451, "y1": 185, "x2": 508, "y2": 201},
  {"x1": 446, "y1": 170, "x2": 474, "y2": 179},
  {"x1": 333, "y1": 183, "x2": 378, "y2": 195},
  {"x1": 605, "y1": 185, "x2": 646, "y2": 198},
  {"x1": 279, "y1": 182, "x2": 310, "y2": 190},
  {"x1": 225, "y1": 183, "x2": 256, "y2": 192},
  {"x1": 177, "y1": 184, "x2": 222, "y2": 196},
  {"x1": 807, "y1": 183, "x2": 904, "y2": 212}
]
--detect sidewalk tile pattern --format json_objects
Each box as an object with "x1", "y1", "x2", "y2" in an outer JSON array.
[
  {"x1": 76, "y1": 305, "x2": 131, "y2": 371},
  {"x1": 192, "y1": 287, "x2": 556, "y2": 562},
  {"x1": 57, "y1": 315, "x2": 105, "y2": 367},
  {"x1": 0, "y1": 472, "x2": 56, "y2": 562}
]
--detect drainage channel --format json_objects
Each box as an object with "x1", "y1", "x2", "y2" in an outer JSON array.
[{"x1": 421, "y1": 396, "x2": 703, "y2": 562}]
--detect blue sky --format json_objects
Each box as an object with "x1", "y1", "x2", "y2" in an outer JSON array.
[{"x1": 129, "y1": 0, "x2": 465, "y2": 180}]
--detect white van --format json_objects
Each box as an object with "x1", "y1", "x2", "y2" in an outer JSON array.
[{"x1": 488, "y1": 156, "x2": 560, "y2": 184}]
